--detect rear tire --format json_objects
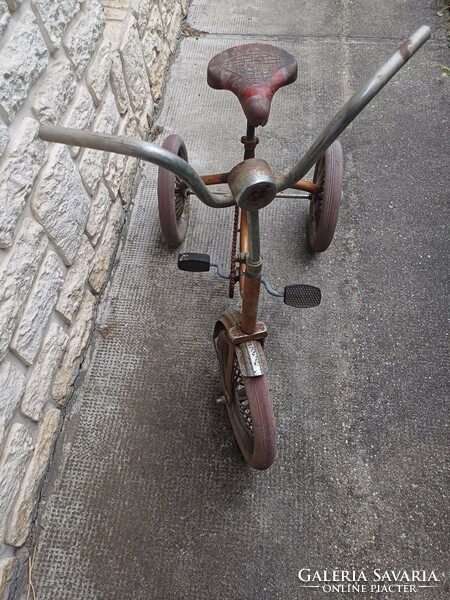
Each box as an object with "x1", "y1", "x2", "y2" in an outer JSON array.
[
  {"x1": 308, "y1": 140, "x2": 343, "y2": 252},
  {"x1": 157, "y1": 134, "x2": 190, "y2": 246},
  {"x1": 215, "y1": 327, "x2": 276, "y2": 470}
]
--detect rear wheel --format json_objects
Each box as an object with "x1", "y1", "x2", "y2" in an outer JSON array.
[
  {"x1": 157, "y1": 134, "x2": 190, "y2": 246},
  {"x1": 308, "y1": 140, "x2": 343, "y2": 252},
  {"x1": 215, "y1": 327, "x2": 276, "y2": 470}
]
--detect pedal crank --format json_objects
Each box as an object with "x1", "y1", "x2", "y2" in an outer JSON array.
[{"x1": 178, "y1": 254, "x2": 321, "y2": 308}]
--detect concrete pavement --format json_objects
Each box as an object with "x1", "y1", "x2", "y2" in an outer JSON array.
[{"x1": 14, "y1": 1, "x2": 449, "y2": 598}]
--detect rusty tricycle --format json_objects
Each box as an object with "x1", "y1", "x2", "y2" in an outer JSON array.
[{"x1": 40, "y1": 25, "x2": 430, "y2": 469}]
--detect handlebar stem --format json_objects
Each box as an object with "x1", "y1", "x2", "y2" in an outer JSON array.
[{"x1": 246, "y1": 210, "x2": 261, "y2": 263}]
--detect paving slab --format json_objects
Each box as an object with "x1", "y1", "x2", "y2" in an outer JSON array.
[
  {"x1": 188, "y1": 0, "x2": 433, "y2": 39},
  {"x1": 14, "y1": 1, "x2": 449, "y2": 599}
]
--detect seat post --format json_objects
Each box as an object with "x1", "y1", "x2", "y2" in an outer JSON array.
[{"x1": 242, "y1": 122, "x2": 259, "y2": 160}]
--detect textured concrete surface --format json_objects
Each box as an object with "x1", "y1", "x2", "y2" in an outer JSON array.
[{"x1": 15, "y1": 1, "x2": 449, "y2": 599}]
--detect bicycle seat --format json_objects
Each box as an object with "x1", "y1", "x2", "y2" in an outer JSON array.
[{"x1": 207, "y1": 43, "x2": 298, "y2": 127}]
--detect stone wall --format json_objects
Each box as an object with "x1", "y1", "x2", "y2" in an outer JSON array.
[{"x1": 0, "y1": 1, "x2": 187, "y2": 597}]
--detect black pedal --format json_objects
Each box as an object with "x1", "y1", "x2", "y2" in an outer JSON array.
[
  {"x1": 284, "y1": 284, "x2": 321, "y2": 308},
  {"x1": 178, "y1": 252, "x2": 211, "y2": 272}
]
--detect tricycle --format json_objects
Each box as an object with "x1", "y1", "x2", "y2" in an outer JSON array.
[{"x1": 40, "y1": 25, "x2": 431, "y2": 469}]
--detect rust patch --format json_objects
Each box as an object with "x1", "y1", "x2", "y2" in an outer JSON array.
[
  {"x1": 228, "y1": 323, "x2": 268, "y2": 345},
  {"x1": 200, "y1": 172, "x2": 229, "y2": 185},
  {"x1": 241, "y1": 270, "x2": 261, "y2": 334},
  {"x1": 286, "y1": 179, "x2": 318, "y2": 194},
  {"x1": 398, "y1": 38, "x2": 413, "y2": 61}
]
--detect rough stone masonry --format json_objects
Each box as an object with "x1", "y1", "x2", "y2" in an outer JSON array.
[{"x1": 0, "y1": 1, "x2": 188, "y2": 597}]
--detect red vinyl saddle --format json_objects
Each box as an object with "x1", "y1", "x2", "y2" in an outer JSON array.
[{"x1": 207, "y1": 43, "x2": 298, "y2": 127}]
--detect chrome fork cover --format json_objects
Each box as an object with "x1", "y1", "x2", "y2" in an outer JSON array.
[{"x1": 234, "y1": 340, "x2": 268, "y2": 377}]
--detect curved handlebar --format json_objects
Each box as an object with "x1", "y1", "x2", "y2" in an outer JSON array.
[
  {"x1": 41, "y1": 26, "x2": 430, "y2": 209},
  {"x1": 276, "y1": 25, "x2": 431, "y2": 192},
  {"x1": 38, "y1": 124, "x2": 236, "y2": 209}
]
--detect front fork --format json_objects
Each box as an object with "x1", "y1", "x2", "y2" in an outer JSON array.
[
  {"x1": 214, "y1": 200, "x2": 267, "y2": 392},
  {"x1": 240, "y1": 260, "x2": 262, "y2": 334},
  {"x1": 214, "y1": 310, "x2": 268, "y2": 402},
  {"x1": 238, "y1": 209, "x2": 263, "y2": 334}
]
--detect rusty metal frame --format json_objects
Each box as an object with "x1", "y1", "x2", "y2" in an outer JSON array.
[
  {"x1": 199, "y1": 174, "x2": 318, "y2": 196},
  {"x1": 225, "y1": 336, "x2": 235, "y2": 399},
  {"x1": 228, "y1": 323, "x2": 268, "y2": 344},
  {"x1": 240, "y1": 265, "x2": 262, "y2": 334},
  {"x1": 289, "y1": 180, "x2": 318, "y2": 194},
  {"x1": 237, "y1": 209, "x2": 264, "y2": 335},
  {"x1": 200, "y1": 173, "x2": 229, "y2": 186},
  {"x1": 239, "y1": 210, "x2": 249, "y2": 294},
  {"x1": 40, "y1": 26, "x2": 430, "y2": 345}
]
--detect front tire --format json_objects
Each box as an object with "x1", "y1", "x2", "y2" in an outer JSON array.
[{"x1": 215, "y1": 327, "x2": 276, "y2": 470}]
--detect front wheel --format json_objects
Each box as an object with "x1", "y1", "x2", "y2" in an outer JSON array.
[
  {"x1": 215, "y1": 327, "x2": 276, "y2": 470},
  {"x1": 157, "y1": 134, "x2": 190, "y2": 246},
  {"x1": 308, "y1": 140, "x2": 343, "y2": 252}
]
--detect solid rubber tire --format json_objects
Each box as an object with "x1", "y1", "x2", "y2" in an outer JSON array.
[
  {"x1": 157, "y1": 134, "x2": 189, "y2": 246},
  {"x1": 308, "y1": 139, "x2": 343, "y2": 252},
  {"x1": 216, "y1": 328, "x2": 276, "y2": 470}
]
